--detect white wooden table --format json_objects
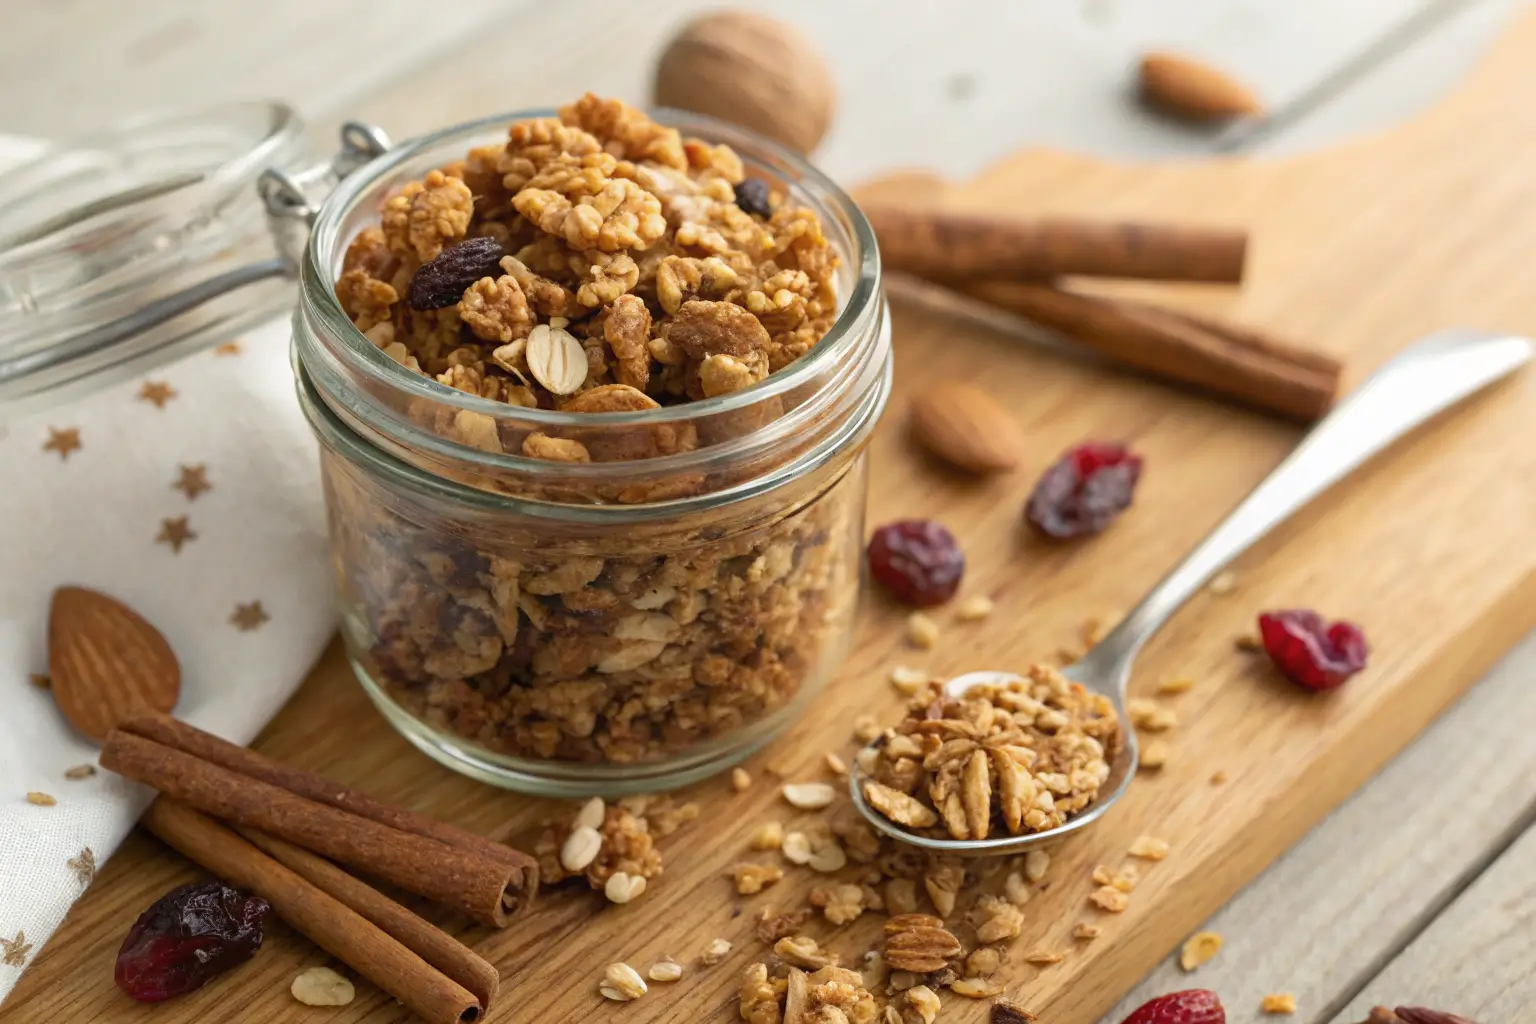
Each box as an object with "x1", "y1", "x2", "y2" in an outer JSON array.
[{"x1": 3, "y1": 2, "x2": 1532, "y2": 1020}]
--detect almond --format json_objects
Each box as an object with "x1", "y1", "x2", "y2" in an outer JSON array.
[
  {"x1": 908, "y1": 381, "x2": 1023, "y2": 474},
  {"x1": 48, "y1": 586, "x2": 181, "y2": 741},
  {"x1": 1138, "y1": 52, "x2": 1263, "y2": 122}
]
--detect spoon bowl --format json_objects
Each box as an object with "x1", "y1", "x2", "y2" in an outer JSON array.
[{"x1": 851, "y1": 329, "x2": 1532, "y2": 855}]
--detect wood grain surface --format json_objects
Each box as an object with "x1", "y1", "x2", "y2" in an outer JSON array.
[{"x1": 12, "y1": 5, "x2": 1536, "y2": 1024}]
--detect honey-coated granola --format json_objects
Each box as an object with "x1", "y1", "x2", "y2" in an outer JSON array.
[{"x1": 326, "y1": 95, "x2": 859, "y2": 766}]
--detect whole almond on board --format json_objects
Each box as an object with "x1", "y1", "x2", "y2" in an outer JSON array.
[
  {"x1": 909, "y1": 381, "x2": 1024, "y2": 474},
  {"x1": 653, "y1": 10, "x2": 835, "y2": 153},
  {"x1": 1139, "y1": 52, "x2": 1264, "y2": 122},
  {"x1": 49, "y1": 586, "x2": 181, "y2": 741}
]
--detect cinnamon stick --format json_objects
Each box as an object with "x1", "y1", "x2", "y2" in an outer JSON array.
[
  {"x1": 120, "y1": 711, "x2": 530, "y2": 881},
  {"x1": 864, "y1": 203, "x2": 1247, "y2": 283},
  {"x1": 102, "y1": 728, "x2": 527, "y2": 927},
  {"x1": 958, "y1": 280, "x2": 1339, "y2": 420},
  {"x1": 236, "y1": 827, "x2": 500, "y2": 1010},
  {"x1": 144, "y1": 800, "x2": 483, "y2": 1024}
]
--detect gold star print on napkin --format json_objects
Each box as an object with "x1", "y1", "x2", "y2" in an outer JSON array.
[
  {"x1": 41, "y1": 427, "x2": 80, "y2": 460},
  {"x1": 136, "y1": 381, "x2": 177, "y2": 408},
  {"x1": 0, "y1": 932, "x2": 31, "y2": 969},
  {"x1": 173, "y1": 464, "x2": 211, "y2": 500},
  {"x1": 155, "y1": 516, "x2": 196, "y2": 553}
]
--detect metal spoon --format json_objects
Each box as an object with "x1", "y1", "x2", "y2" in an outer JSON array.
[{"x1": 850, "y1": 328, "x2": 1532, "y2": 855}]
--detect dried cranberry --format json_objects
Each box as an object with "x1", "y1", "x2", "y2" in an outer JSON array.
[
  {"x1": 1025, "y1": 443, "x2": 1143, "y2": 539},
  {"x1": 1395, "y1": 1009, "x2": 1479, "y2": 1024},
  {"x1": 733, "y1": 177, "x2": 774, "y2": 218},
  {"x1": 406, "y1": 236, "x2": 507, "y2": 310},
  {"x1": 1119, "y1": 989, "x2": 1226, "y2": 1024},
  {"x1": 867, "y1": 520, "x2": 965, "y2": 606},
  {"x1": 115, "y1": 880, "x2": 270, "y2": 1002},
  {"x1": 1258, "y1": 609, "x2": 1368, "y2": 691}
]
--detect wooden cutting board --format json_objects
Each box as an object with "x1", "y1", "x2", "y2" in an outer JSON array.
[{"x1": 14, "y1": 9, "x2": 1536, "y2": 1024}]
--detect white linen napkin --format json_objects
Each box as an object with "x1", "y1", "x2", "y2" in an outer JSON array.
[{"x1": 0, "y1": 135, "x2": 336, "y2": 1001}]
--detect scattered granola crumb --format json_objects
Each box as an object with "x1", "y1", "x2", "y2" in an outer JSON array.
[
  {"x1": 1072, "y1": 923, "x2": 1101, "y2": 941},
  {"x1": 732, "y1": 767, "x2": 753, "y2": 792},
  {"x1": 906, "y1": 612, "x2": 940, "y2": 649},
  {"x1": 28, "y1": 673, "x2": 50, "y2": 690},
  {"x1": 1261, "y1": 993, "x2": 1298, "y2": 1015},
  {"x1": 1236, "y1": 632, "x2": 1264, "y2": 652},
  {"x1": 964, "y1": 946, "x2": 1002, "y2": 978},
  {"x1": 956, "y1": 595, "x2": 995, "y2": 621},
  {"x1": 1023, "y1": 850, "x2": 1050, "y2": 883},
  {"x1": 890, "y1": 664, "x2": 931, "y2": 694},
  {"x1": 25, "y1": 792, "x2": 56, "y2": 807},
  {"x1": 782, "y1": 782, "x2": 836, "y2": 810},
  {"x1": 1127, "y1": 698, "x2": 1178, "y2": 731},
  {"x1": 1081, "y1": 614, "x2": 1108, "y2": 648},
  {"x1": 951, "y1": 977, "x2": 1004, "y2": 998},
  {"x1": 700, "y1": 938, "x2": 732, "y2": 966},
  {"x1": 824, "y1": 752, "x2": 848, "y2": 776},
  {"x1": 290, "y1": 966, "x2": 355, "y2": 1007},
  {"x1": 1156, "y1": 676, "x2": 1196, "y2": 695},
  {"x1": 1092, "y1": 864, "x2": 1114, "y2": 886},
  {"x1": 1208, "y1": 571, "x2": 1238, "y2": 595},
  {"x1": 1210, "y1": 770, "x2": 1228, "y2": 785},
  {"x1": 1180, "y1": 931, "x2": 1223, "y2": 971},
  {"x1": 648, "y1": 959, "x2": 683, "y2": 982},
  {"x1": 600, "y1": 962, "x2": 648, "y2": 1001},
  {"x1": 729, "y1": 862, "x2": 784, "y2": 895},
  {"x1": 809, "y1": 883, "x2": 866, "y2": 924},
  {"x1": 1129, "y1": 835, "x2": 1171, "y2": 861},
  {"x1": 63, "y1": 765, "x2": 96, "y2": 780},
  {"x1": 1089, "y1": 885, "x2": 1129, "y2": 912},
  {"x1": 906, "y1": 984, "x2": 942, "y2": 1024},
  {"x1": 755, "y1": 906, "x2": 811, "y2": 943},
  {"x1": 991, "y1": 999, "x2": 1038, "y2": 1023},
  {"x1": 774, "y1": 934, "x2": 833, "y2": 969},
  {"x1": 749, "y1": 821, "x2": 784, "y2": 850},
  {"x1": 604, "y1": 871, "x2": 647, "y2": 904},
  {"x1": 1113, "y1": 865, "x2": 1139, "y2": 892},
  {"x1": 853, "y1": 714, "x2": 882, "y2": 743},
  {"x1": 1003, "y1": 871, "x2": 1031, "y2": 907},
  {"x1": 1023, "y1": 950, "x2": 1064, "y2": 966},
  {"x1": 1139, "y1": 740, "x2": 1171, "y2": 770}
]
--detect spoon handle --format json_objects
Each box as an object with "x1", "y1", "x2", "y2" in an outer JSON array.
[{"x1": 1084, "y1": 328, "x2": 1532, "y2": 678}]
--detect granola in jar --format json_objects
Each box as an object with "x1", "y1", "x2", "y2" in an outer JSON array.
[{"x1": 297, "y1": 96, "x2": 888, "y2": 791}]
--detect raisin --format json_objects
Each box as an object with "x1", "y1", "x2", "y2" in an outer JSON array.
[
  {"x1": 1025, "y1": 442, "x2": 1143, "y2": 539},
  {"x1": 1257, "y1": 609, "x2": 1368, "y2": 691},
  {"x1": 867, "y1": 520, "x2": 965, "y2": 606},
  {"x1": 115, "y1": 880, "x2": 270, "y2": 1002},
  {"x1": 733, "y1": 177, "x2": 774, "y2": 218},
  {"x1": 406, "y1": 236, "x2": 507, "y2": 310}
]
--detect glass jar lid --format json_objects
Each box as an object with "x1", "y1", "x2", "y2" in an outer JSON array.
[{"x1": 0, "y1": 101, "x2": 313, "y2": 411}]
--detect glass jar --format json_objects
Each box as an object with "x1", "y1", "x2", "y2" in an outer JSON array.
[{"x1": 291, "y1": 109, "x2": 890, "y2": 796}]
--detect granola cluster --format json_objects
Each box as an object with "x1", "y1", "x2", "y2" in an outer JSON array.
[
  {"x1": 859, "y1": 666, "x2": 1121, "y2": 840},
  {"x1": 325, "y1": 95, "x2": 860, "y2": 769}
]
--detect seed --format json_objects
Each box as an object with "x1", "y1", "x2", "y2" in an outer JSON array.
[
  {"x1": 906, "y1": 612, "x2": 940, "y2": 649},
  {"x1": 647, "y1": 960, "x2": 683, "y2": 982},
  {"x1": 560, "y1": 825, "x2": 603, "y2": 873},
  {"x1": 1089, "y1": 885, "x2": 1129, "y2": 912},
  {"x1": 1261, "y1": 993, "x2": 1298, "y2": 1015},
  {"x1": 604, "y1": 871, "x2": 647, "y2": 904},
  {"x1": 824, "y1": 753, "x2": 848, "y2": 776},
  {"x1": 1207, "y1": 571, "x2": 1238, "y2": 595},
  {"x1": 1023, "y1": 950, "x2": 1064, "y2": 965},
  {"x1": 64, "y1": 765, "x2": 96, "y2": 780},
  {"x1": 1139, "y1": 740, "x2": 1171, "y2": 769},
  {"x1": 575, "y1": 796, "x2": 606, "y2": 831},
  {"x1": 1073, "y1": 923, "x2": 1101, "y2": 940},
  {"x1": 601, "y1": 962, "x2": 647, "y2": 1000},
  {"x1": 26, "y1": 792, "x2": 56, "y2": 807},
  {"x1": 890, "y1": 665, "x2": 931, "y2": 695},
  {"x1": 525, "y1": 323, "x2": 587, "y2": 394},
  {"x1": 782, "y1": 782, "x2": 835, "y2": 810},
  {"x1": 781, "y1": 831, "x2": 813, "y2": 864},
  {"x1": 949, "y1": 977, "x2": 1004, "y2": 998},
  {"x1": 700, "y1": 938, "x2": 732, "y2": 965},
  {"x1": 750, "y1": 821, "x2": 784, "y2": 850},
  {"x1": 1129, "y1": 835, "x2": 1170, "y2": 860},
  {"x1": 290, "y1": 966, "x2": 355, "y2": 1006},
  {"x1": 731, "y1": 767, "x2": 753, "y2": 792},
  {"x1": 955, "y1": 595, "x2": 994, "y2": 621},
  {"x1": 1023, "y1": 850, "x2": 1050, "y2": 882},
  {"x1": 1180, "y1": 931, "x2": 1223, "y2": 971},
  {"x1": 1156, "y1": 676, "x2": 1196, "y2": 695}
]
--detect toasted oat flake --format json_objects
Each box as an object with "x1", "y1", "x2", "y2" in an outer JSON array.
[
  {"x1": 700, "y1": 938, "x2": 732, "y2": 966},
  {"x1": 1127, "y1": 698, "x2": 1178, "y2": 731},
  {"x1": 1261, "y1": 993, "x2": 1298, "y2": 1015},
  {"x1": 774, "y1": 934, "x2": 832, "y2": 970},
  {"x1": 1156, "y1": 676, "x2": 1196, "y2": 695},
  {"x1": 601, "y1": 962, "x2": 647, "y2": 1001},
  {"x1": 750, "y1": 821, "x2": 784, "y2": 850},
  {"x1": 1091, "y1": 865, "x2": 1113, "y2": 886},
  {"x1": 25, "y1": 792, "x2": 56, "y2": 807},
  {"x1": 1023, "y1": 850, "x2": 1050, "y2": 883},
  {"x1": 1180, "y1": 931, "x2": 1223, "y2": 971},
  {"x1": 1129, "y1": 835, "x2": 1170, "y2": 860},
  {"x1": 906, "y1": 612, "x2": 940, "y2": 649},
  {"x1": 1089, "y1": 885, "x2": 1129, "y2": 912},
  {"x1": 824, "y1": 752, "x2": 848, "y2": 776},
  {"x1": 1023, "y1": 950, "x2": 1064, "y2": 966},
  {"x1": 950, "y1": 977, "x2": 1004, "y2": 998},
  {"x1": 731, "y1": 767, "x2": 753, "y2": 792},
  {"x1": 729, "y1": 862, "x2": 783, "y2": 895},
  {"x1": 956, "y1": 595, "x2": 995, "y2": 621},
  {"x1": 782, "y1": 781, "x2": 836, "y2": 810},
  {"x1": 1072, "y1": 923, "x2": 1101, "y2": 940},
  {"x1": 1207, "y1": 571, "x2": 1238, "y2": 595},
  {"x1": 1139, "y1": 740, "x2": 1171, "y2": 769},
  {"x1": 1004, "y1": 871, "x2": 1031, "y2": 907},
  {"x1": 604, "y1": 871, "x2": 646, "y2": 904},
  {"x1": 291, "y1": 966, "x2": 355, "y2": 1007},
  {"x1": 63, "y1": 765, "x2": 96, "y2": 780},
  {"x1": 890, "y1": 664, "x2": 931, "y2": 694},
  {"x1": 647, "y1": 960, "x2": 683, "y2": 982}
]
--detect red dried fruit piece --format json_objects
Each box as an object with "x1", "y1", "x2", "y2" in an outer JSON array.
[
  {"x1": 1120, "y1": 989, "x2": 1226, "y2": 1024},
  {"x1": 867, "y1": 519, "x2": 965, "y2": 606},
  {"x1": 1394, "y1": 1009, "x2": 1479, "y2": 1024},
  {"x1": 1025, "y1": 442, "x2": 1143, "y2": 539},
  {"x1": 115, "y1": 880, "x2": 270, "y2": 1002},
  {"x1": 406, "y1": 236, "x2": 507, "y2": 309},
  {"x1": 1258, "y1": 609, "x2": 1368, "y2": 691}
]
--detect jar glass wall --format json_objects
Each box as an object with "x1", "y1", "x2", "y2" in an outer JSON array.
[{"x1": 292, "y1": 107, "x2": 888, "y2": 795}]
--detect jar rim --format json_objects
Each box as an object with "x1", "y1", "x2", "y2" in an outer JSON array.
[{"x1": 297, "y1": 106, "x2": 882, "y2": 438}]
